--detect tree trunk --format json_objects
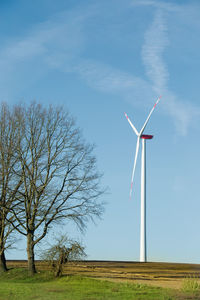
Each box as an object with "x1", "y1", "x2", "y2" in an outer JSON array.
[
  {"x1": 55, "y1": 250, "x2": 65, "y2": 277},
  {"x1": 27, "y1": 231, "x2": 36, "y2": 275},
  {"x1": 0, "y1": 251, "x2": 8, "y2": 272}
]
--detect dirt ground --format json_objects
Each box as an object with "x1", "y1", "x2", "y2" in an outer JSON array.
[{"x1": 7, "y1": 260, "x2": 200, "y2": 290}]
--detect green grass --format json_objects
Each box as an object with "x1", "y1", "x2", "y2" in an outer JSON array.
[
  {"x1": 182, "y1": 274, "x2": 200, "y2": 296},
  {"x1": 0, "y1": 268, "x2": 184, "y2": 300}
]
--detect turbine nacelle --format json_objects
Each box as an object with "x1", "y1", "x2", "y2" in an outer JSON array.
[{"x1": 140, "y1": 134, "x2": 153, "y2": 140}]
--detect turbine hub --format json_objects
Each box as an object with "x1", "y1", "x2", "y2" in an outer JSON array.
[{"x1": 140, "y1": 134, "x2": 153, "y2": 139}]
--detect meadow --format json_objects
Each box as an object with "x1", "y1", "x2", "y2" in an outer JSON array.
[{"x1": 0, "y1": 260, "x2": 199, "y2": 300}]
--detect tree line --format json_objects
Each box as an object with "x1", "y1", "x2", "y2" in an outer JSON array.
[{"x1": 0, "y1": 102, "x2": 104, "y2": 275}]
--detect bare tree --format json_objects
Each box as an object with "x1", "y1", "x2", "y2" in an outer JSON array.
[
  {"x1": 0, "y1": 103, "x2": 22, "y2": 272},
  {"x1": 42, "y1": 235, "x2": 86, "y2": 277},
  {"x1": 10, "y1": 102, "x2": 104, "y2": 275}
]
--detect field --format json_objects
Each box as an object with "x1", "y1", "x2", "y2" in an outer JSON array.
[{"x1": 1, "y1": 260, "x2": 200, "y2": 299}]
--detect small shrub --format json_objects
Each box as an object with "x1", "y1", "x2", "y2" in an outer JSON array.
[
  {"x1": 41, "y1": 235, "x2": 86, "y2": 277},
  {"x1": 182, "y1": 274, "x2": 200, "y2": 293}
]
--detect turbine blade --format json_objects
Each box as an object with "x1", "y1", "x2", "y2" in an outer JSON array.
[
  {"x1": 130, "y1": 136, "x2": 140, "y2": 200},
  {"x1": 124, "y1": 112, "x2": 139, "y2": 136},
  {"x1": 140, "y1": 96, "x2": 162, "y2": 135}
]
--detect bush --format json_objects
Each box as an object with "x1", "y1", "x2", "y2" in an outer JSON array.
[
  {"x1": 41, "y1": 235, "x2": 86, "y2": 277},
  {"x1": 182, "y1": 274, "x2": 200, "y2": 293}
]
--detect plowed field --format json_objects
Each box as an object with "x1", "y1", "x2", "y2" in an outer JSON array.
[{"x1": 7, "y1": 260, "x2": 200, "y2": 290}]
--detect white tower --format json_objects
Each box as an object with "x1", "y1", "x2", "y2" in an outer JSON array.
[{"x1": 125, "y1": 96, "x2": 161, "y2": 262}]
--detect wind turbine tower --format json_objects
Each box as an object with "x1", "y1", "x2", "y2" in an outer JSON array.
[{"x1": 125, "y1": 96, "x2": 161, "y2": 262}]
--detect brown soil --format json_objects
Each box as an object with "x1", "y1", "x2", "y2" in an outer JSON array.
[{"x1": 7, "y1": 260, "x2": 200, "y2": 290}]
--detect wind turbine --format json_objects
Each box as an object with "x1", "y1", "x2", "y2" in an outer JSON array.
[{"x1": 125, "y1": 96, "x2": 161, "y2": 262}]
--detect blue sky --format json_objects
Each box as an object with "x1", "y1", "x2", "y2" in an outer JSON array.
[{"x1": 2, "y1": 0, "x2": 200, "y2": 263}]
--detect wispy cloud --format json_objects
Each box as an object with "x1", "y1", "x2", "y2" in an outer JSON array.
[
  {"x1": 0, "y1": 6, "x2": 154, "y2": 108},
  {"x1": 139, "y1": 4, "x2": 200, "y2": 135},
  {"x1": 0, "y1": 0, "x2": 199, "y2": 135},
  {"x1": 0, "y1": 11, "x2": 86, "y2": 68},
  {"x1": 142, "y1": 9, "x2": 169, "y2": 93},
  {"x1": 73, "y1": 59, "x2": 152, "y2": 103},
  {"x1": 0, "y1": 8, "x2": 89, "y2": 100},
  {"x1": 162, "y1": 91, "x2": 200, "y2": 136},
  {"x1": 132, "y1": 0, "x2": 182, "y2": 12}
]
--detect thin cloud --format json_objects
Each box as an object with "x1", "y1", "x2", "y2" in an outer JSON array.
[
  {"x1": 0, "y1": 1, "x2": 199, "y2": 135},
  {"x1": 0, "y1": 7, "x2": 155, "y2": 108},
  {"x1": 74, "y1": 59, "x2": 151, "y2": 99},
  {"x1": 140, "y1": 6, "x2": 200, "y2": 135},
  {"x1": 132, "y1": 0, "x2": 182, "y2": 12},
  {"x1": 162, "y1": 91, "x2": 200, "y2": 136},
  {"x1": 0, "y1": 9, "x2": 88, "y2": 72},
  {"x1": 142, "y1": 9, "x2": 169, "y2": 92}
]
